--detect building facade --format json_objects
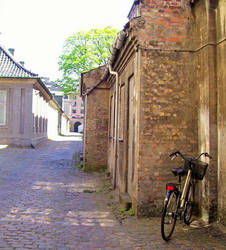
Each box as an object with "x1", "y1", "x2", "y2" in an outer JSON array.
[
  {"x1": 0, "y1": 45, "x2": 69, "y2": 146},
  {"x1": 81, "y1": 0, "x2": 226, "y2": 224},
  {"x1": 63, "y1": 94, "x2": 84, "y2": 132}
]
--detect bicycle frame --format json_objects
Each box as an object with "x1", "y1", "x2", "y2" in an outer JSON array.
[{"x1": 180, "y1": 169, "x2": 191, "y2": 208}]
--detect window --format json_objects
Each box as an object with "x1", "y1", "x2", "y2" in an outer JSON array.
[
  {"x1": 72, "y1": 109, "x2": 76, "y2": 114},
  {"x1": 80, "y1": 109, "x2": 84, "y2": 114},
  {"x1": 72, "y1": 101, "x2": 77, "y2": 107},
  {"x1": 0, "y1": 90, "x2": 7, "y2": 125}
]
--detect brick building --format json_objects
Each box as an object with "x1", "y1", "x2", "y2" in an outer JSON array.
[
  {"x1": 81, "y1": 0, "x2": 226, "y2": 224},
  {"x1": 63, "y1": 95, "x2": 84, "y2": 132}
]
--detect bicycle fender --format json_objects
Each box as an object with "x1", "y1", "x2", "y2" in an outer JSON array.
[{"x1": 164, "y1": 190, "x2": 172, "y2": 203}]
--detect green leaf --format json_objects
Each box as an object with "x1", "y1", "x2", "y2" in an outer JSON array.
[{"x1": 57, "y1": 26, "x2": 118, "y2": 95}]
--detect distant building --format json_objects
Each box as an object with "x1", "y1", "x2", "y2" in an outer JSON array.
[
  {"x1": 63, "y1": 94, "x2": 84, "y2": 132},
  {"x1": 44, "y1": 78, "x2": 64, "y2": 108},
  {"x1": 43, "y1": 79, "x2": 84, "y2": 133}
]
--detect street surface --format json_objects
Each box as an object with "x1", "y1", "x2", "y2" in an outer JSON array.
[{"x1": 0, "y1": 135, "x2": 225, "y2": 249}]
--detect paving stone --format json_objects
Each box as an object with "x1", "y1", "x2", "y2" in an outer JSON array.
[{"x1": 0, "y1": 135, "x2": 225, "y2": 249}]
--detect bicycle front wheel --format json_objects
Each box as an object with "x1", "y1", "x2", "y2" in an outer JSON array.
[
  {"x1": 184, "y1": 182, "x2": 194, "y2": 225},
  {"x1": 161, "y1": 191, "x2": 179, "y2": 241}
]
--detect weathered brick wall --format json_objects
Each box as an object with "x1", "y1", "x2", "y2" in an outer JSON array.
[
  {"x1": 85, "y1": 88, "x2": 109, "y2": 169},
  {"x1": 125, "y1": 0, "x2": 197, "y2": 216},
  {"x1": 105, "y1": 0, "x2": 225, "y2": 221},
  {"x1": 82, "y1": 67, "x2": 109, "y2": 170},
  {"x1": 130, "y1": 0, "x2": 191, "y2": 49},
  {"x1": 137, "y1": 49, "x2": 197, "y2": 216}
]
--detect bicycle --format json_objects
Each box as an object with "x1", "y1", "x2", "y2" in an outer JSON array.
[{"x1": 161, "y1": 151, "x2": 212, "y2": 241}]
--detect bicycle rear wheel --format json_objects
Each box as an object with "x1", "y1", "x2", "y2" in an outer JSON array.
[
  {"x1": 161, "y1": 191, "x2": 179, "y2": 241},
  {"x1": 184, "y1": 182, "x2": 194, "y2": 225}
]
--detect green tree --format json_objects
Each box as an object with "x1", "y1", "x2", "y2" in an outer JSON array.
[{"x1": 57, "y1": 26, "x2": 118, "y2": 94}]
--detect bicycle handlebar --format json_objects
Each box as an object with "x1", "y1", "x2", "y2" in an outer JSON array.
[{"x1": 169, "y1": 151, "x2": 212, "y2": 161}]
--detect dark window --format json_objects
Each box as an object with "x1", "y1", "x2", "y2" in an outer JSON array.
[
  {"x1": 73, "y1": 101, "x2": 77, "y2": 107},
  {"x1": 72, "y1": 109, "x2": 76, "y2": 114},
  {"x1": 64, "y1": 95, "x2": 68, "y2": 100}
]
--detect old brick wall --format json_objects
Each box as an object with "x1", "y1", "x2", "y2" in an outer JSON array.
[
  {"x1": 82, "y1": 67, "x2": 109, "y2": 170},
  {"x1": 84, "y1": 88, "x2": 109, "y2": 169},
  {"x1": 105, "y1": 0, "x2": 225, "y2": 220},
  {"x1": 126, "y1": 0, "x2": 197, "y2": 216},
  {"x1": 130, "y1": 0, "x2": 191, "y2": 49},
  {"x1": 137, "y1": 49, "x2": 197, "y2": 216}
]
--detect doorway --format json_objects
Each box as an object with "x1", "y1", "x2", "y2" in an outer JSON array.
[{"x1": 74, "y1": 122, "x2": 81, "y2": 132}]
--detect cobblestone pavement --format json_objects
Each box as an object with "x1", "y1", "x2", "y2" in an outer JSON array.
[{"x1": 0, "y1": 135, "x2": 225, "y2": 249}]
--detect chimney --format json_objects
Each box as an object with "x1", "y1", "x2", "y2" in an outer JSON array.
[
  {"x1": 8, "y1": 48, "x2": 15, "y2": 56},
  {"x1": 19, "y1": 61, "x2": 25, "y2": 67}
]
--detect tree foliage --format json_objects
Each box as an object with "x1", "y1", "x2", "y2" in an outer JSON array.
[{"x1": 57, "y1": 26, "x2": 118, "y2": 94}]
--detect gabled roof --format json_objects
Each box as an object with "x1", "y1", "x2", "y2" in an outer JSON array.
[{"x1": 0, "y1": 45, "x2": 38, "y2": 78}]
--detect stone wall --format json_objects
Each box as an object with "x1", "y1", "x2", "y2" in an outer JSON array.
[
  {"x1": 216, "y1": 0, "x2": 226, "y2": 225},
  {"x1": 187, "y1": 0, "x2": 226, "y2": 224}
]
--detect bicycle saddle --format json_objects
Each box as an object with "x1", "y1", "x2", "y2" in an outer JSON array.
[{"x1": 172, "y1": 168, "x2": 187, "y2": 176}]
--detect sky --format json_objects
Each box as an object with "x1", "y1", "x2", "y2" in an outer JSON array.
[{"x1": 0, "y1": 0, "x2": 133, "y2": 80}]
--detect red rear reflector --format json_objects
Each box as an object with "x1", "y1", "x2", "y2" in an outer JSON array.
[{"x1": 167, "y1": 186, "x2": 174, "y2": 191}]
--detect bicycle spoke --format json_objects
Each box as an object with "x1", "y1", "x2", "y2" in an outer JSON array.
[{"x1": 161, "y1": 192, "x2": 178, "y2": 241}]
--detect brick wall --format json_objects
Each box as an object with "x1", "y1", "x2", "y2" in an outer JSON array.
[
  {"x1": 137, "y1": 48, "x2": 197, "y2": 216},
  {"x1": 130, "y1": 0, "x2": 190, "y2": 49},
  {"x1": 82, "y1": 66, "x2": 109, "y2": 170}
]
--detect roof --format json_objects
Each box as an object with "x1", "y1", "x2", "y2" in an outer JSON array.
[
  {"x1": 0, "y1": 45, "x2": 38, "y2": 78},
  {"x1": 43, "y1": 78, "x2": 63, "y2": 93},
  {"x1": 80, "y1": 65, "x2": 108, "y2": 97}
]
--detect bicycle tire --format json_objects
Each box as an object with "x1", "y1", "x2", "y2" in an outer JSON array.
[
  {"x1": 184, "y1": 182, "x2": 194, "y2": 225},
  {"x1": 161, "y1": 191, "x2": 179, "y2": 241}
]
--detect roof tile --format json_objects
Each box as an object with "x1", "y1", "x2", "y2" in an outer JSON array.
[{"x1": 0, "y1": 45, "x2": 38, "y2": 78}]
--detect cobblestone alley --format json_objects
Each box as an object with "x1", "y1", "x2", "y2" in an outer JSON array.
[{"x1": 0, "y1": 135, "x2": 225, "y2": 249}]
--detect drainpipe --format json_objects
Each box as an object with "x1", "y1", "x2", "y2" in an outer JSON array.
[
  {"x1": 108, "y1": 30, "x2": 127, "y2": 189},
  {"x1": 108, "y1": 63, "x2": 119, "y2": 189}
]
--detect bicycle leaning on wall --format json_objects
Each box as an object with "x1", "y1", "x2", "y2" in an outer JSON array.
[{"x1": 161, "y1": 151, "x2": 212, "y2": 241}]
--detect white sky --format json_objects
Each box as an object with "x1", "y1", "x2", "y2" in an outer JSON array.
[{"x1": 0, "y1": 0, "x2": 133, "y2": 80}]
